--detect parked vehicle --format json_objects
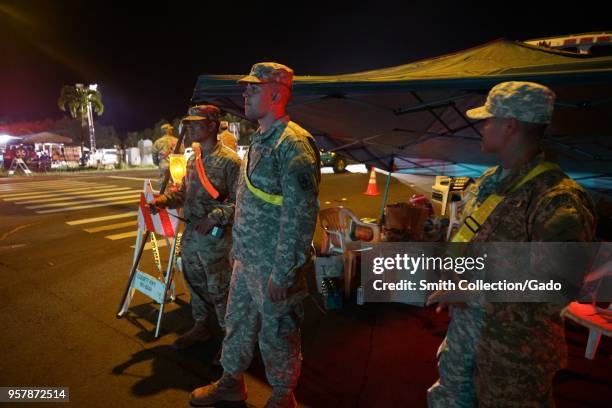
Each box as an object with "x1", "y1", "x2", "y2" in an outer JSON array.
[{"x1": 320, "y1": 150, "x2": 347, "y2": 173}]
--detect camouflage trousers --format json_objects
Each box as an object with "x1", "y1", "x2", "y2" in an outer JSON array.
[
  {"x1": 473, "y1": 313, "x2": 563, "y2": 407},
  {"x1": 220, "y1": 260, "x2": 305, "y2": 390},
  {"x1": 180, "y1": 225, "x2": 232, "y2": 331},
  {"x1": 428, "y1": 306, "x2": 485, "y2": 408}
]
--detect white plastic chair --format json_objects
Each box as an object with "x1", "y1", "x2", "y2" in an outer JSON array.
[
  {"x1": 319, "y1": 207, "x2": 380, "y2": 297},
  {"x1": 562, "y1": 258, "x2": 612, "y2": 359}
]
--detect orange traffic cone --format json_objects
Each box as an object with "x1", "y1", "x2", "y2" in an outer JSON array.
[{"x1": 363, "y1": 168, "x2": 380, "y2": 196}]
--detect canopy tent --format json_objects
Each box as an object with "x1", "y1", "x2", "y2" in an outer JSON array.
[
  {"x1": 192, "y1": 39, "x2": 612, "y2": 193},
  {"x1": 20, "y1": 132, "x2": 73, "y2": 144}
]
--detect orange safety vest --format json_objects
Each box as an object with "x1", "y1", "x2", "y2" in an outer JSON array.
[{"x1": 193, "y1": 144, "x2": 220, "y2": 200}]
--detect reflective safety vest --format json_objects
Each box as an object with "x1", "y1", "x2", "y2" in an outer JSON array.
[
  {"x1": 451, "y1": 161, "x2": 560, "y2": 243},
  {"x1": 244, "y1": 147, "x2": 284, "y2": 206},
  {"x1": 193, "y1": 144, "x2": 220, "y2": 200},
  {"x1": 242, "y1": 122, "x2": 321, "y2": 207}
]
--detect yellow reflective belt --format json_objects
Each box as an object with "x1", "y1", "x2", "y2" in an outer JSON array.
[
  {"x1": 451, "y1": 161, "x2": 560, "y2": 243},
  {"x1": 244, "y1": 149, "x2": 284, "y2": 206}
]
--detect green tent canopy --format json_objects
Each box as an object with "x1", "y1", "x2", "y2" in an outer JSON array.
[{"x1": 193, "y1": 39, "x2": 612, "y2": 191}]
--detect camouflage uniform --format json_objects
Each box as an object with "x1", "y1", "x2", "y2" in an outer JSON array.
[
  {"x1": 156, "y1": 139, "x2": 241, "y2": 330},
  {"x1": 152, "y1": 132, "x2": 183, "y2": 187},
  {"x1": 428, "y1": 82, "x2": 597, "y2": 407},
  {"x1": 218, "y1": 129, "x2": 238, "y2": 152},
  {"x1": 220, "y1": 112, "x2": 320, "y2": 392}
]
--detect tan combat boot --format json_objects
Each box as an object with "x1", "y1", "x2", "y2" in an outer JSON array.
[
  {"x1": 190, "y1": 374, "x2": 247, "y2": 406},
  {"x1": 265, "y1": 389, "x2": 297, "y2": 408},
  {"x1": 172, "y1": 320, "x2": 210, "y2": 350}
]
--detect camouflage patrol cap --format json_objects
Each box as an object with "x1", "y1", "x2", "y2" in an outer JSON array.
[
  {"x1": 466, "y1": 81, "x2": 556, "y2": 124},
  {"x1": 183, "y1": 105, "x2": 221, "y2": 122},
  {"x1": 238, "y1": 62, "x2": 293, "y2": 88}
]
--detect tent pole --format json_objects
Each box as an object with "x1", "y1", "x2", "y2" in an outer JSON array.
[{"x1": 379, "y1": 170, "x2": 392, "y2": 222}]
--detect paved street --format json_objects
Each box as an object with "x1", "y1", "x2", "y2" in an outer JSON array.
[
  {"x1": 0, "y1": 169, "x2": 609, "y2": 407},
  {"x1": 0, "y1": 168, "x2": 415, "y2": 408}
]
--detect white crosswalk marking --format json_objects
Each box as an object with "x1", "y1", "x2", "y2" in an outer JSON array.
[
  {"x1": 26, "y1": 191, "x2": 140, "y2": 206},
  {"x1": 26, "y1": 194, "x2": 140, "y2": 210},
  {"x1": 105, "y1": 230, "x2": 139, "y2": 240},
  {"x1": 64, "y1": 210, "x2": 176, "y2": 251},
  {"x1": 0, "y1": 179, "x2": 143, "y2": 215},
  {"x1": 0, "y1": 185, "x2": 117, "y2": 199},
  {"x1": 35, "y1": 198, "x2": 138, "y2": 214},
  {"x1": 66, "y1": 211, "x2": 138, "y2": 226},
  {"x1": 11, "y1": 187, "x2": 133, "y2": 204},
  {"x1": 0, "y1": 181, "x2": 96, "y2": 192},
  {"x1": 1, "y1": 179, "x2": 173, "y2": 251},
  {"x1": 107, "y1": 176, "x2": 150, "y2": 181},
  {"x1": 30, "y1": 179, "x2": 181, "y2": 251},
  {"x1": 84, "y1": 220, "x2": 138, "y2": 233}
]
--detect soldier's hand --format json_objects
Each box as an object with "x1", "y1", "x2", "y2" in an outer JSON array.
[
  {"x1": 196, "y1": 218, "x2": 215, "y2": 235},
  {"x1": 426, "y1": 290, "x2": 467, "y2": 314},
  {"x1": 268, "y1": 277, "x2": 288, "y2": 302},
  {"x1": 148, "y1": 200, "x2": 161, "y2": 214}
]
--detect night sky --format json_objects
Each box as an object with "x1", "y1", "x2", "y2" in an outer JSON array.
[{"x1": 0, "y1": 0, "x2": 608, "y2": 132}]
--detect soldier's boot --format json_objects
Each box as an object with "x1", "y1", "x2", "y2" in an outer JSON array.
[
  {"x1": 265, "y1": 388, "x2": 297, "y2": 408},
  {"x1": 172, "y1": 320, "x2": 210, "y2": 350},
  {"x1": 190, "y1": 373, "x2": 247, "y2": 406}
]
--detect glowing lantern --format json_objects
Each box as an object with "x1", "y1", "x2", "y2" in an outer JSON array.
[{"x1": 169, "y1": 154, "x2": 187, "y2": 184}]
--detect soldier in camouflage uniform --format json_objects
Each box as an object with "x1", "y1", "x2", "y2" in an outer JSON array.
[
  {"x1": 191, "y1": 63, "x2": 320, "y2": 408},
  {"x1": 427, "y1": 82, "x2": 596, "y2": 407},
  {"x1": 149, "y1": 105, "x2": 241, "y2": 350},
  {"x1": 217, "y1": 121, "x2": 239, "y2": 152},
  {"x1": 152, "y1": 123, "x2": 183, "y2": 188}
]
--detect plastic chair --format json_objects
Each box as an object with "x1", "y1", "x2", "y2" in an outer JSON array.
[
  {"x1": 562, "y1": 258, "x2": 612, "y2": 359},
  {"x1": 319, "y1": 207, "x2": 380, "y2": 297},
  {"x1": 563, "y1": 302, "x2": 611, "y2": 359}
]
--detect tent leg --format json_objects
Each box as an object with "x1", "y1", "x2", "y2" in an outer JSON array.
[{"x1": 379, "y1": 172, "x2": 392, "y2": 221}]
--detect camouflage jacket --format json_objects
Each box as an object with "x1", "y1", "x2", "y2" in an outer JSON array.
[
  {"x1": 460, "y1": 153, "x2": 596, "y2": 370},
  {"x1": 233, "y1": 116, "x2": 320, "y2": 289},
  {"x1": 157, "y1": 142, "x2": 241, "y2": 226},
  {"x1": 152, "y1": 135, "x2": 183, "y2": 168},
  {"x1": 217, "y1": 130, "x2": 238, "y2": 152}
]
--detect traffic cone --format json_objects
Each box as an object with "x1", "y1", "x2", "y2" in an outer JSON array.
[{"x1": 363, "y1": 168, "x2": 380, "y2": 196}]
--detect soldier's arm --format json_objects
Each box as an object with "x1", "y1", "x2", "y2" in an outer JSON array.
[
  {"x1": 530, "y1": 187, "x2": 596, "y2": 242},
  {"x1": 207, "y1": 158, "x2": 240, "y2": 226},
  {"x1": 154, "y1": 183, "x2": 186, "y2": 209},
  {"x1": 271, "y1": 139, "x2": 320, "y2": 289},
  {"x1": 529, "y1": 186, "x2": 596, "y2": 301}
]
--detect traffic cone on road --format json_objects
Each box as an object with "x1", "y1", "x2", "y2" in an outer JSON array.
[{"x1": 363, "y1": 168, "x2": 380, "y2": 196}]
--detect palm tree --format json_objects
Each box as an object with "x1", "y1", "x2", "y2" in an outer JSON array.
[{"x1": 58, "y1": 84, "x2": 104, "y2": 165}]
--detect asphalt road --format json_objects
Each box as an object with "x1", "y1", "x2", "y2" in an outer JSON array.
[
  {"x1": 1, "y1": 169, "x2": 609, "y2": 408},
  {"x1": 0, "y1": 168, "x2": 416, "y2": 408}
]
